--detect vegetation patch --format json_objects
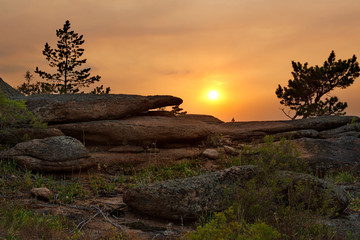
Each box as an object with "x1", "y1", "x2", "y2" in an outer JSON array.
[
  {"x1": 188, "y1": 136, "x2": 344, "y2": 239},
  {"x1": 133, "y1": 159, "x2": 205, "y2": 185},
  {"x1": 0, "y1": 199, "x2": 73, "y2": 239}
]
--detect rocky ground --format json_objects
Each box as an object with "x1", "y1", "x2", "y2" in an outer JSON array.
[
  {"x1": 1, "y1": 77, "x2": 360, "y2": 239},
  {"x1": 2, "y1": 141, "x2": 360, "y2": 239}
]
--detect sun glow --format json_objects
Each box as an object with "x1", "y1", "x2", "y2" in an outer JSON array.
[{"x1": 208, "y1": 90, "x2": 219, "y2": 100}]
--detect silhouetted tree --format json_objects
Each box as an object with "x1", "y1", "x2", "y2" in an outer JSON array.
[
  {"x1": 90, "y1": 85, "x2": 111, "y2": 94},
  {"x1": 35, "y1": 20, "x2": 102, "y2": 94},
  {"x1": 17, "y1": 70, "x2": 56, "y2": 95},
  {"x1": 276, "y1": 51, "x2": 360, "y2": 120},
  {"x1": 171, "y1": 105, "x2": 187, "y2": 115},
  {"x1": 24, "y1": 70, "x2": 32, "y2": 85}
]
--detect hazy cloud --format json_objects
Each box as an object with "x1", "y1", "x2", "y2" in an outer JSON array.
[
  {"x1": 1, "y1": 0, "x2": 360, "y2": 120},
  {"x1": 0, "y1": 64, "x2": 24, "y2": 74}
]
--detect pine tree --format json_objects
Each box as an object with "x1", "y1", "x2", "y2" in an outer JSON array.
[
  {"x1": 35, "y1": 20, "x2": 101, "y2": 94},
  {"x1": 17, "y1": 70, "x2": 55, "y2": 95},
  {"x1": 276, "y1": 51, "x2": 360, "y2": 119}
]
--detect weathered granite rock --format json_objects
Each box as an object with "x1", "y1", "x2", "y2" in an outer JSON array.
[
  {"x1": 293, "y1": 136, "x2": 360, "y2": 172},
  {"x1": 31, "y1": 187, "x2": 53, "y2": 201},
  {"x1": 108, "y1": 145, "x2": 145, "y2": 153},
  {"x1": 135, "y1": 110, "x2": 175, "y2": 117},
  {"x1": 325, "y1": 213, "x2": 360, "y2": 240},
  {"x1": 92, "y1": 147, "x2": 202, "y2": 166},
  {"x1": 275, "y1": 171, "x2": 349, "y2": 214},
  {"x1": 124, "y1": 165, "x2": 348, "y2": 220},
  {"x1": 219, "y1": 116, "x2": 359, "y2": 142},
  {"x1": 223, "y1": 145, "x2": 236, "y2": 155},
  {"x1": 0, "y1": 127, "x2": 64, "y2": 145},
  {"x1": 124, "y1": 165, "x2": 259, "y2": 220},
  {"x1": 274, "y1": 129, "x2": 319, "y2": 140},
  {"x1": 0, "y1": 136, "x2": 95, "y2": 172},
  {"x1": 22, "y1": 94, "x2": 183, "y2": 123},
  {"x1": 55, "y1": 116, "x2": 214, "y2": 146},
  {"x1": 0, "y1": 77, "x2": 24, "y2": 98},
  {"x1": 202, "y1": 149, "x2": 220, "y2": 159},
  {"x1": 177, "y1": 114, "x2": 224, "y2": 125},
  {"x1": 319, "y1": 124, "x2": 360, "y2": 138}
]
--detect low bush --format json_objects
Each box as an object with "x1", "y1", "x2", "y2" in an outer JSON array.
[
  {"x1": 0, "y1": 90, "x2": 46, "y2": 147},
  {"x1": 187, "y1": 206, "x2": 281, "y2": 240},
  {"x1": 188, "y1": 136, "x2": 338, "y2": 239},
  {"x1": 0, "y1": 199, "x2": 72, "y2": 239}
]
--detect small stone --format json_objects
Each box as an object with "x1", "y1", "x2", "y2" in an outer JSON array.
[
  {"x1": 31, "y1": 187, "x2": 53, "y2": 201},
  {"x1": 223, "y1": 145, "x2": 236, "y2": 155},
  {"x1": 203, "y1": 149, "x2": 219, "y2": 159}
]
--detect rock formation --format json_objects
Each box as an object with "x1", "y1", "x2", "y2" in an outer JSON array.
[
  {"x1": 293, "y1": 136, "x2": 360, "y2": 173},
  {"x1": 22, "y1": 94, "x2": 183, "y2": 123},
  {"x1": 0, "y1": 77, "x2": 24, "y2": 98},
  {"x1": 54, "y1": 116, "x2": 214, "y2": 146},
  {"x1": 0, "y1": 136, "x2": 95, "y2": 172},
  {"x1": 218, "y1": 115, "x2": 359, "y2": 142},
  {"x1": 124, "y1": 165, "x2": 348, "y2": 220},
  {"x1": 124, "y1": 165, "x2": 260, "y2": 220}
]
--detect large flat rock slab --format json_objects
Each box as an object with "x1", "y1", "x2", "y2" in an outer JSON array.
[
  {"x1": 219, "y1": 116, "x2": 358, "y2": 141},
  {"x1": 21, "y1": 94, "x2": 183, "y2": 123},
  {"x1": 292, "y1": 136, "x2": 360, "y2": 172},
  {"x1": 91, "y1": 148, "x2": 202, "y2": 166},
  {"x1": 55, "y1": 116, "x2": 214, "y2": 146}
]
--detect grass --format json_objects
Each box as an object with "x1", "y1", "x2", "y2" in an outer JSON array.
[
  {"x1": 186, "y1": 136, "x2": 351, "y2": 240},
  {"x1": 0, "y1": 199, "x2": 73, "y2": 239},
  {"x1": 0, "y1": 134, "x2": 359, "y2": 239},
  {"x1": 132, "y1": 159, "x2": 205, "y2": 185},
  {"x1": 326, "y1": 171, "x2": 359, "y2": 185}
]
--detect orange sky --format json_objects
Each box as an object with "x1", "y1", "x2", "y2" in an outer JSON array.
[{"x1": 1, "y1": 0, "x2": 360, "y2": 122}]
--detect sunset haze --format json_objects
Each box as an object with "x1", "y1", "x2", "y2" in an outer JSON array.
[{"x1": 1, "y1": 0, "x2": 360, "y2": 121}]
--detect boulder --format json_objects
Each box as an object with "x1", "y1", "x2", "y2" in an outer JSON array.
[
  {"x1": 124, "y1": 165, "x2": 259, "y2": 220},
  {"x1": 223, "y1": 145, "x2": 236, "y2": 155},
  {"x1": 22, "y1": 94, "x2": 183, "y2": 123},
  {"x1": 293, "y1": 136, "x2": 360, "y2": 173},
  {"x1": 54, "y1": 116, "x2": 214, "y2": 146},
  {"x1": 0, "y1": 136, "x2": 95, "y2": 172},
  {"x1": 218, "y1": 116, "x2": 358, "y2": 142},
  {"x1": 31, "y1": 187, "x2": 53, "y2": 201},
  {"x1": 0, "y1": 77, "x2": 24, "y2": 99},
  {"x1": 202, "y1": 149, "x2": 220, "y2": 159},
  {"x1": 275, "y1": 171, "x2": 349, "y2": 214},
  {"x1": 124, "y1": 165, "x2": 348, "y2": 220}
]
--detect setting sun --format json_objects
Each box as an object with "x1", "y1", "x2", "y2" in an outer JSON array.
[{"x1": 208, "y1": 90, "x2": 219, "y2": 100}]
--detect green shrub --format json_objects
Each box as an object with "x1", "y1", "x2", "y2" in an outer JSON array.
[
  {"x1": 334, "y1": 171, "x2": 357, "y2": 184},
  {"x1": 133, "y1": 159, "x2": 204, "y2": 185},
  {"x1": 187, "y1": 206, "x2": 281, "y2": 240},
  {"x1": 242, "y1": 136, "x2": 308, "y2": 173},
  {"x1": 0, "y1": 90, "x2": 46, "y2": 146},
  {"x1": 189, "y1": 136, "x2": 337, "y2": 239},
  {"x1": 0, "y1": 199, "x2": 72, "y2": 239}
]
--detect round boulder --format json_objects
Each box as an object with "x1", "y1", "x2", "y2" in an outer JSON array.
[{"x1": 0, "y1": 136, "x2": 95, "y2": 172}]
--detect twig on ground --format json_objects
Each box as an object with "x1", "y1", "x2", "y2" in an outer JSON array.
[{"x1": 92, "y1": 205, "x2": 126, "y2": 231}]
